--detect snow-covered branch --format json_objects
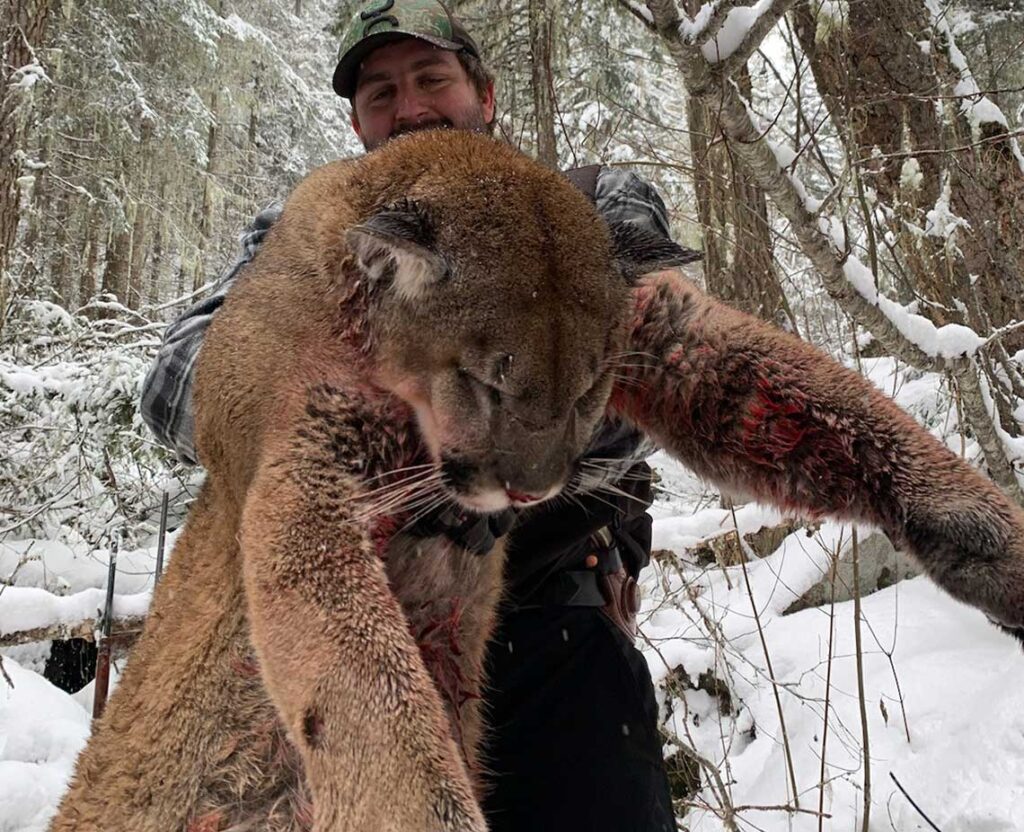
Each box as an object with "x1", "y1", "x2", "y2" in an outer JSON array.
[
  {"x1": 711, "y1": 0, "x2": 799, "y2": 79},
  {"x1": 924, "y1": 0, "x2": 1024, "y2": 174}
]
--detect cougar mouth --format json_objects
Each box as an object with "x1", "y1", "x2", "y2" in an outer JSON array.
[{"x1": 439, "y1": 454, "x2": 564, "y2": 513}]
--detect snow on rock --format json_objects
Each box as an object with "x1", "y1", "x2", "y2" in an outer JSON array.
[{"x1": 0, "y1": 658, "x2": 90, "y2": 832}]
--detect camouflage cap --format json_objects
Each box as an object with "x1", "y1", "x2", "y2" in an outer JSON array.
[{"x1": 333, "y1": 0, "x2": 482, "y2": 99}]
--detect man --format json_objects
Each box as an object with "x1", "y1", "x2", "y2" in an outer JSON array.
[{"x1": 141, "y1": 2, "x2": 677, "y2": 829}]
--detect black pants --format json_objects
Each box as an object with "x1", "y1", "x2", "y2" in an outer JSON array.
[{"x1": 482, "y1": 606, "x2": 676, "y2": 832}]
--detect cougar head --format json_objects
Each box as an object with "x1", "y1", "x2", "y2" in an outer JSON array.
[{"x1": 345, "y1": 132, "x2": 686, "y2": 513}]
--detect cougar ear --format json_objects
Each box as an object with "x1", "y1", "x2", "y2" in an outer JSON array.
[
  {"x1": 346, "y1": 199, "x2": 446, "y2": 301},
  {"x1": 608, "y1": 221, "x2": 703, "y2": 284}
]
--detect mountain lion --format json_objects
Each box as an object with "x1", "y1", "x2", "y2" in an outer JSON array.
[{"x1": 53, "y1": 130, "x2": 1024, "y2": 832}]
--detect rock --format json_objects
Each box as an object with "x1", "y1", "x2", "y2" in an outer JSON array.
[
  {"x1": 662, "y1": 742, "x2": 702, "y2": 805},
  {"x1": 688, "y1": 519, "x2": 807, "y2": 567},
  {"x1": 783, "y1": 531, "x2": 919, "y2": 615}
]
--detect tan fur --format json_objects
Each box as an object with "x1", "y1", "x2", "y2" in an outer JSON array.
[
  {"x1": 51, "y1": 132, "x2": 628, "y2": 832},
  {"x1": 53, "y1": 132, "x2": 1024, "y2": 832}
]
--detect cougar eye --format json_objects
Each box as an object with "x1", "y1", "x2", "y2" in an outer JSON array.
[
  {"x1": 458, "y1": 367, "x2": 503, "y2": 406},
  {"x1": 574, "y1": 372, "x2": 606, "y2": 414}
]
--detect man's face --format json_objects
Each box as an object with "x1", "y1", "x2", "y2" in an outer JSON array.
[{"x1": 350, "y1": 38, "x2": 495, "y2": 151}]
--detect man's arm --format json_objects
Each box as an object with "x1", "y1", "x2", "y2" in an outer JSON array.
[
  {"x1": 594, "y1": 166, "x2": 674, "y2": 240},
  {"x1": 140, "y1": 205, "x2": 281, "y2": 464}
]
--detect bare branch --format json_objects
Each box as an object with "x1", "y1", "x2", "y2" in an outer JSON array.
[
  {"x1": 888, "y1": 772, "x2": 944, "y2": 832},
  {"x1": 615, "y1": 0, "x2": 657, "y2": 29},
  {"x1": 645, "y1": 0, "x2": 683, "y2": 34}
]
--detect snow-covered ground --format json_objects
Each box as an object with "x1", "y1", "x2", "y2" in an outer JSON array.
[
  {"x1": 3, "y1": 357, "x2": 1023, "y2": 831},
  {"x1": 644, "y1": 455, "x2": 1024, "y2": 831}
]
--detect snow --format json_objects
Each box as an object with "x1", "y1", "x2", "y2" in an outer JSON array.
[
  {"x1": 899, "y1": 157, "x2": 923, "y2": 191},
  {"x1": 0, "y1": 658, "x2": 90, "y2": 832},
  {"x1": 0, "y1": 538, "x2": 167, "y2": 597},
  {"x1": 815, "y1": 216, "x2": 986, "y2": 360},
  {"x1": 812, "y1": 0, "x2": 848, "y2": 44},
  {"x1": 642, "y1": 563, "x2": 1024, "y2": 831},
  {"x1": 0, "y1": 586, "x2": 151, "y2": 640},
  {"x1": 924, "y1": 179, "x2": 970, "y2": 241},
  {"x1": 924, "y1": 0, "x2": 1024, "y2": 175},
  {"x1": 680, "y1": 2, "x2": 716, "y2": 42},
  {"x1": 10, "y1": 63, "x2": 50, "y2": 91},
  {"x1": 689, "y1": 0, "x2": 779, "y2": 63}
]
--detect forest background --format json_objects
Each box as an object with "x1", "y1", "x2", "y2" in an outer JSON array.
[{"x1": 3, "y1": 0, "x2": 1024, "y2": 830}]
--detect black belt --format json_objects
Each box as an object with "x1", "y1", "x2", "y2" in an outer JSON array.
[{"x1": 515, "y1": 569, "x2": 608, "y2": 609}]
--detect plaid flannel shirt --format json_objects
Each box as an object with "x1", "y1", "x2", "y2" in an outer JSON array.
[{"x1": 140, "y1": 166, "x2": 671, "y2": 466}]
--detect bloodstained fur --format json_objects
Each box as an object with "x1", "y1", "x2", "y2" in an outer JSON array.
[{"x1": 614, "y1": 271, "x2": 1024, "y2": 631}]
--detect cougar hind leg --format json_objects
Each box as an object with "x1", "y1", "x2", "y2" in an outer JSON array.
[{"x1": 50, "y1": 485, "x2": 306, "y2": 832}]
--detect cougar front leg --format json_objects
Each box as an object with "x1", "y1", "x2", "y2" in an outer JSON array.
[
  {"x1": 239, "y1": 384, "x2": 486, "y2": 832},
  {"x1": 616, "y1": 270, "x2": 1024, "y2": 632}
]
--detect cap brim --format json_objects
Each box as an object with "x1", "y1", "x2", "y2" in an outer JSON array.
[{"x1": 332, "y1": 30, "x2": 465, "y2": 99}]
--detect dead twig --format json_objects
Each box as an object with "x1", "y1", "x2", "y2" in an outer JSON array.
[
  {"x1": 851, "y1": 528, "x2": 871, "y2": 832},
  {"x1": 732, "y1": 508, "x2": 800, "y2": 810},
  {"x1": 889, "y1": 772, "x2": 943, "y2": 832},
  {"x1": 818, "y1": 542, "x2": 838, "y2": 832}
]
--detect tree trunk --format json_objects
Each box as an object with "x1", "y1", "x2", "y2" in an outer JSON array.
[
  {"x1": 194, "y1": 0, "x2": 225, "y2": 291},
  {"x1": 528, "y1": 0, "x2": 558, "y2": 167},
  {"x1": 194, "y1": 87, "x2": 220, "y2": 291},
  {"x1": 127, "y1": 120, "x2": 154, "y2": 309},
  {"x1": 792, "y1": 0, "x2": 1024, "y2": 349},
  {"x1": 79, "y1": 206, "x2": 98, "y2": 307},
  {"x1": 51, "y1": 189, "x2": 73, "y2": 305},
  {"x1": 146, "y1": 181, "x2": 166, "y2": 306},
  {"x1": 0, "y1": 0, "x2": 52, "y2": 331},
  {"x1": 685, "y1": 46, "x2": 786, "y2": 324},
  {"x1": 101, "y1": 221, "x2": 131, "y2": 303}
]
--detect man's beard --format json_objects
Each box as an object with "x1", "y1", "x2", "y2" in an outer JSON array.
[{"x1": 360, "y1": 101, "x2": 493, "y2": 151}]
